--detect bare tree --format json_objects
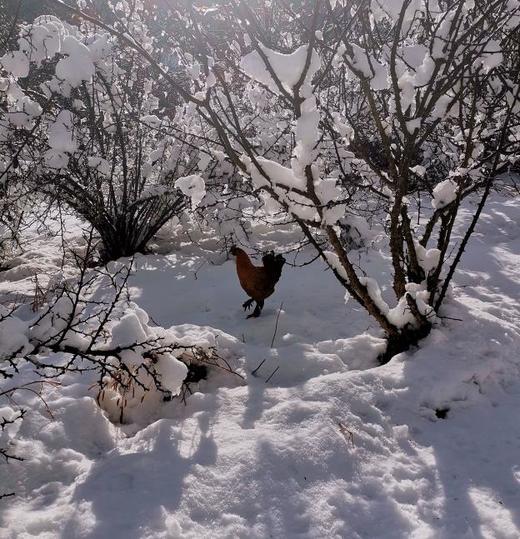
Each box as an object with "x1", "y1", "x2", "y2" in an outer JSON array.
[{"x1": 161, "y1": 0, "x2": 520, "y2": 360}]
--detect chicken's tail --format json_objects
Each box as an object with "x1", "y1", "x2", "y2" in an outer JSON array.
[{"x1": 262, "y1": 251, "x2": 285, "y2": 284}]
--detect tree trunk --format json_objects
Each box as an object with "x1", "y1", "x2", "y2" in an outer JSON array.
[{"x1": 378, "y1": 321, "x2": 432, "y2": 365}]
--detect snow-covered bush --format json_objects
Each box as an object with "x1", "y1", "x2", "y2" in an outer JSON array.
[
  {"x1": 0, "y1": 10, "x2": 208, "y2": 262},
  {"x1": 0, "y1": 291, "x2": 189, "y2": 491},
  {"x1": 0, "y1": 237, "x2": 195, "y2": 457},
  {"x1": 0, "y1": 244, "x2": 189, "y2": 409},
  {"x1": 147, "y1": 0, "x2": 520, "y2": 360}
]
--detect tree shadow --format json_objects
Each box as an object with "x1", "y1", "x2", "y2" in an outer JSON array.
[
  {"x1": 62, "y1": 409, "x2": 218, "y2": 539},
  {"x1": 247, "y1": 434, "x2": 414, "y2": 538},
  {"x1": 241, "y1": 375, "x2": 267, "y2": 430},
  {"x1": 392, "y1": 296, "x2": 520, "y2": 537}
]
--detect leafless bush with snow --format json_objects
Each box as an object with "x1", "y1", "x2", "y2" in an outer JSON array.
[
  {"x1": 2, "y1": 234, "x2": 190, "y2": 393},
  {"x1": 0, "y1": 8, "x2": 213, "y2": 262},
  {"x1": 147, "y1": 0, "x2": 520, "y2": 360},
  {"x1": 0, "y1": 232, "x2": 193, "y2": 492}
]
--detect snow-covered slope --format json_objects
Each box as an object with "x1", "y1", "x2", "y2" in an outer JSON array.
[{"x1": 1, "y1": 195, "x2": 520, "y2": 538}]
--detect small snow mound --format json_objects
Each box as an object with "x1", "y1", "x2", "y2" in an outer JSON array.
[{"x1": 316, "y1": 333, "x2": 386, "y2": 370}]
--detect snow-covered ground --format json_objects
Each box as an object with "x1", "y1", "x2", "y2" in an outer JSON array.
[{"x1": 1, "y1": 194, "x2": 520, "y2": 538}]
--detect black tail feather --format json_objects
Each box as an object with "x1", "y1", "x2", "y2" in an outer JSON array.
[{"x1": 262, "y1": 251, "x2": 285, "y2": 284}]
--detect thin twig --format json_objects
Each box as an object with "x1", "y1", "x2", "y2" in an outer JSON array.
[
  {"x1": 251, "y1": 358, "x2": 267, "y2": 377},
  {"x1": 265, "y1": 366, "x2": 279, "y2": 384},
  {"x1": 437, "y1": 315, "x2": 464, "y2": 322},
  {"x1": 270, "y1": 302, "x2": 284, "y2": 348}
]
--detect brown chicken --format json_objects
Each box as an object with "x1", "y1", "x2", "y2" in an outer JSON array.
[{"x1": 230, "y1": 246, "x2": 285, "y2": 318}]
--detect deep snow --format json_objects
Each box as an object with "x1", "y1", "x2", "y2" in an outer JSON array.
[{"x1": 1, "y1": 194, "x2": 520, "y2": 538}]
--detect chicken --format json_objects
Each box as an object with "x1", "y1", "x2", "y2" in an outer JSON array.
[{"x1": 230, "y1": 246, "x2": 285, "y2": 318}]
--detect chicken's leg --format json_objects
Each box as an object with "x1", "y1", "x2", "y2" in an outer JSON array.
[
  {"x1": 242, "y1": 298, "x2": 254, "y2": 311},
  {"x1": 247, "y1": 299, "x2": 264, "y2": 319}
]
